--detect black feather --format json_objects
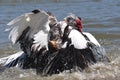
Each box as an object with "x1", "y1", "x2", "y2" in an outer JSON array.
[{"x1": 32, "y1": 9, "x2": 40, "y2": 14}]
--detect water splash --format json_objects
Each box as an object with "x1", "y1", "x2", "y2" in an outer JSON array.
[{"x1": 0, "y1": 58, "x2": 120, "y2": 80}]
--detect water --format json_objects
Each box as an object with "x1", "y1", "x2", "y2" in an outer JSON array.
[{"x1": 0, "y1": 0, "x2": 120, "y2": 80}]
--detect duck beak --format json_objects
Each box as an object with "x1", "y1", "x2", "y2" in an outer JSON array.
[{"x1": 49, "y1": 40, "x2": 58, "y2": 50}]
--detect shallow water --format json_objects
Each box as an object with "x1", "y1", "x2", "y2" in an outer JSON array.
[{"x1": 0, "y1": 0, "x2": 120, "y2": 80}]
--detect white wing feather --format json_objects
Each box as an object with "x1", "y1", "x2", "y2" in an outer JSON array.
[
  {"x1": 7, "y1": 10, "x2": 50, "y2": 45},
  {"x1": 62, "y1": 30, "x2": 100, "y2": 49},
  {"x1": 83, "y1": 32, "x2": 101, "y2": 46},
  {"x1": 33, "y1": 30, "x2": 49, "y2": 51},
  {"x1": 0, "y1": 51, "x2": 24, "y2": 66},
  {"x1": 7, "y1": 13, "x2": 32, "y2": 44},
  {"x1": 68, "y1": 29, "x2": 88, "y2": 49}
]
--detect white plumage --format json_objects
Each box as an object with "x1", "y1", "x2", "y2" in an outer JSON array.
[
  {"x1": 0, "y1": 51, "x2": 24, "y2": 67},
  {"x1": 6, "y1": 10, "x2": 54, "y2": 52},
  {"x1": 62, "y1": 30, "x2": 100, "y2": 49},
  {"x1": 33, "y1": 30, "x2": 49, "y2": 51},
  {"x1": 83, "y1": 32, "x2": 100, "y2": 47},
  {"x1": 68, "y1": 29, "x2": 88, "y2": 49}
]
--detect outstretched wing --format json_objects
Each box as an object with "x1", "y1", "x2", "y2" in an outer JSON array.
[
  {"x1": 6, "y1": 9, "x2": 57, "y2": 54},
  {"x1": 7, "y1": 9, "x2": 50, "y2": 44}
]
